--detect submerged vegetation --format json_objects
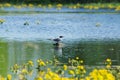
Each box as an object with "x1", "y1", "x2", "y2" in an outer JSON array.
[{"x1": 0, "y1": 57, "x2": 120, "y2": 80}]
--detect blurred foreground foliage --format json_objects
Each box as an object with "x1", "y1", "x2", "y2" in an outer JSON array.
[{"x1": 0, "y1": 0, "x2": 120, "y2": 4}]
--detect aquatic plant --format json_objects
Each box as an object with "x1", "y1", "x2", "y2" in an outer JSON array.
[
  {"x1": 105, "y1": 58, "x2": 112, "y2": 69},
  {"x1": 108, "y1": 66, "x2": 120, "y2": 80},
  {"x1": 24, "y1": 21, "x2": 29, "y2": 25},
  {"x1": 0, "y1": 3, "x2": 120, "y2": 11},
  {"x1": 1, "y1": 57, "x2": 119, "y2": 80},
  {"x1": 95, "y1": 22, "x2": 101, "y2": 27},
  {"x1": 85, "y1": 69, "x2": 115, "y2": 80},
  {"x1": 0, "y1": 19, "x2": 5, "y2": 24}
]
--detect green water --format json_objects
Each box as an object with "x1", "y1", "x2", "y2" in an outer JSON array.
[
  {"x1": 63, "y1": 40, "x2": 120, "y2": 65},
  {"x1": 0, "y1": 41, "x2": 54, "y2": 76},
  {"x1": 0, "y1": 40, "x2": 120, "y2": 76}
]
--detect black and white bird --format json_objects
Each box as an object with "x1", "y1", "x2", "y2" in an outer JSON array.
[
  {"x1": 48, "y1": 36, "x2": 63, "y2": 42},
  {"x1": 48, "y1": 36, "x2": 64, "y2": 48}
]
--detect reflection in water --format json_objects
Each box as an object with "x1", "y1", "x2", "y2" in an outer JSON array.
[
  {"x1": 0, "y1": 42, "x2": 8, "y2": 76},
  {"x1": 0, "y1": 41, "x2": 54, "y2": 76},
  {"x1": 54, "y1": 42, "x2": 63, "y2": 57},
  {"x1": 0, "y1": 40, "x2": 120, "y2": 76},
  {"x1": 63, "y1": 40, "x2": 120, "y2": 65},
  {"x1": 52, "y1": 36, "x2": 64, "y2": 57}
]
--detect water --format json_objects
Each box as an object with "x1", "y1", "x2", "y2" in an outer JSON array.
[
  {"x1": 0, "y1": 41, "x2": 54, "y2": 76},
  {"x1": 0, "y1": 13, "x2": 120, "y2": 40},
  {"x1": 1, "y1": 7, "x2": 120, "y2": 13},
  {"x1": 0, "y1": 9, "x2": 120, "y2": 77},
  {"x1": 0, "y1": 40, "x2": 120, "y2": 77}
]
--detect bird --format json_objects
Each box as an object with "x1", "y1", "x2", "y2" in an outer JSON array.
[
  {"x1": 54, "y1": 36, "x2": 63, "y2": 42},
  {"x1": 49, "y1": 36, "x2": 63, "y2": 42},
  {"x1": 24, "y1": 21, "x2": 29, "y2": 25}
]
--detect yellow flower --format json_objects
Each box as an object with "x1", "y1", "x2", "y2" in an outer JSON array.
[
  {"x1": 38, "y1": 4, "x2": 42, "y2": 7},
  {"x1": 106, "y1": 65, "x2": 111, "y2": 68},
  {"x1": 87, "y1": 69, "x2": 115, "y2": 80},
  {"x1": 22, "y1": 69, "x2": 28, "y2": 74},
  {"x1": 83, "y1": 69, "x2": 86, "y2": 74},
  {"x1": 39, "y1": 71, "x2": 45, "y2": 76},
  {"x1": 4, "y1": 3, "x2": 11, "y2": 7},
  {"x1": 28, "y1": 60, "x2": 34, "y2": 66},
  {"x1": 68, "y1": 70, "x2": 74, "y2": 75},
  {"x1": 63, "y1": 65, "x2": 67, "y2": 70},
  {"x1": 80, "y1": 60, "x2": 83, "y2": 63},
  {"x1": 106, "y1": 58, "x2": 111, "y2": 62},
  {"x1": 57, "y1": 4, "x2": 63, "y2": 8},
  {"x1": 76, "y1": 3, "x2": 80, "y2": 8},
  {"x1": 98, "y1": 74, "x2": 103, "y2": 80},
  {"x1": 75, "y1": 69, "x2": 80, "y2": 74},
  {"x1": 0, "y1": 19, "x2": 5, "y2": 24},
  {"x1": 36, "y1": 77, "x2": 43, "y2": 80},
  {"x1": 28, "y1": 4, "x2": 34, "y2": 7},
  {"x1": 7, "y1": 74, "x2": 12, "y2": 80},
  {"x1": 37, "y1": 59, "x2": 46, "y2": 66},
  {"x1": 37, "y1": 59, "x2": 40, "y2": 62},
  {"x1": 85, "y1": 77, "x2": 90, "y2": 80},
  {"x1": 44, "y1": 74, "x2": 51, "y2": 80},
  {"x1": 0, "y1": 75, "x2": 5, "y2": 80},
  {"x1": 46, "y1": 61, "x2": 49, "y2": 64},
  {"x1": 77, "y1": 65, "x2": 84, "y2": 70},
  {"x1": 39, "y1": 61, "x2": 46, "y2": 66},
  {"x1": 76, "y1": 57, "x2": 79, "y2": 60},
  {"x1": 47, "y1": 68, "x2": 51, "y2": 71},
  {"x1": 94, "y1": 6, "x2": 99, "y2": 10},
  {"x1": 48, "y1": 4, "x2": 52, "y2": 8},
  {"x1": 18, "y1": 74, "x2": 25, "y2": 80}
]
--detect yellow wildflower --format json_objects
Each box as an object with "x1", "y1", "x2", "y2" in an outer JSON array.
[
  {"x1": 68, "y1": 70, "x2": 74, "y2": 75},
  {"x1": 77, "y1": 65, "x2": 84, "y2": 70},
  {"x1": 39, "y1": 61, "x2": 46, "y2": 66},
  {"x1": 21, "y1": 69, "x2": 28, "y2": 74},
  {"x1": 57, "y1": 4, "x2": 63, "y2": 8},
  {"x1": 0, "y1": 75, "x2": 5, "y2": 80},
  {"x1": 0, "y1": 19, "x2": 5, "y2": 24},
  {"x1": 7, "y1": 74, "x2": 12, "y2": 80},
  {"x1": 48, "y1": 4, "x2": 52, "y2": 8},
  {"x1": 63, "y1": 65, "x2": 67, "y2": 70},
  {"x1": 28, "y1": 60, "x2": 34, "y2": 66},
  {"x1": 106, "y1": 65, "x2": 111, "y2": 68},
  {"x1": 36, "y1": 77, "x2": 43, "y2": 80},
  {"x1": 80, "y1": 60, "x2": 83, "y2": 63},
  {"x1": 44, "y1": 74, "x2": 51, "y2": 80},
  {"x1": 76, "y1": 57, "x2": 79, "y2": 60},
  {"x1": 106, "y1": 58, "x2": 111, "y2": 62}
]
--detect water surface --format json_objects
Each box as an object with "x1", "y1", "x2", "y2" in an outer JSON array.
[{"x1": 0, "y1": 10, "x2": 120, "y2": 78}]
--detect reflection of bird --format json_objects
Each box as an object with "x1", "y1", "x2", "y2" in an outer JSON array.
[
  {"x1": 53, "y1": 36, "x2": 63, "y2": 48},
  {"x1": 48, "y1": 36, "x2": 64, "y2": 48}
]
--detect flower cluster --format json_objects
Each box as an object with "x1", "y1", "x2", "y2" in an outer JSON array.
[
  {"x1": 0, "y1": 58, "x2": 118, "y2": 80},
  {"x1": 85, "y1": 69, "x2": 115, "y2": 80},
  {"x1": 0, "y1": 3, "x2": 120, "y2": 11},
  {"x1": 105, "y1": 58, "x2": 112, "y2": 69}
]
